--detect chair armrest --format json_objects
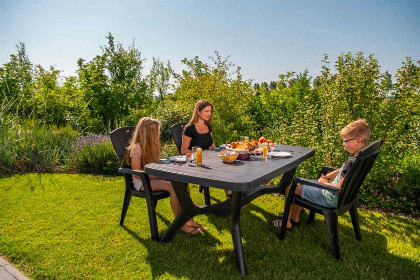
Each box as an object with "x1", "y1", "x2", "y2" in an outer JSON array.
[
  {"x1": 118, "y1": 167, "x2": 144, "y2": 176},
  {"x1": 294, "y1": 177, "x2": 342, "y2": 194}
]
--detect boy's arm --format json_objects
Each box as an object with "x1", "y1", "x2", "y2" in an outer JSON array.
[
  {"x1": 318, "y1": 169, "x2": 340, "y2": 183},
  {"x1": 322, "y1": 177, "x2": 345, "y2": 189}
]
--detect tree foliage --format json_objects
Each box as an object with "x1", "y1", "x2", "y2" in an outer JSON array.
[{"x1": 0, "y1": 36, "x2": 418, "y2": 213}]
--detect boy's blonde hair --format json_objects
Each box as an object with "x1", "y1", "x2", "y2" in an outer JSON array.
[{"x1": 340, "y1": 119, "x2": 371, "y2": 143}]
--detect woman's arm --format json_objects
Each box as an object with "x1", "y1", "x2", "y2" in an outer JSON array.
[
  {"x1": 209, "y1": 132, "x2": 216, "y2": 149},
  {"x1": 181, "y1": 135, "x2": 192, "y2": 155}
]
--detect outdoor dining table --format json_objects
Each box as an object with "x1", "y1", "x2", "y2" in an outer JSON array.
[{"x1": 145, "y1": 144, "x2": 315, "y2": 277}]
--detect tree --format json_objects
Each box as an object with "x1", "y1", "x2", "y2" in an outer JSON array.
[
  {"x1": 77, "y1": 33, "x2": 150, "y2": 132},
  {"x1": 0, "y1": 42, "x2": 34, "y2": 117},
  {"x1": 148, "y1": 57, "x2": 174, "y2": 101}
]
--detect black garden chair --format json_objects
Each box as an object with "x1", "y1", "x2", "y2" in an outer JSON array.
[
  {"x1": 110, "y1": 126, "x2": 170, "y2": 241},
  {"x1": 170, "y1": 122, "x2": 212, "y2": 205},
  {"x1": 278, "y1": 139, "x2": 383, "y2": 260}
]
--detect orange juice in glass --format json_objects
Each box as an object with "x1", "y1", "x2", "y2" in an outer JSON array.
[
  {"x1": 196, "y1": 147, "x2": 203, "y2": 166},
  {"x1": 262, "y1": 142, "x2": 268, "y2": 160}
]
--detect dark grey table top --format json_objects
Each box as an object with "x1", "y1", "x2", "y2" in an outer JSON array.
[{"x1": 145, "y1": 144, "x2": 315, "y2": 191}]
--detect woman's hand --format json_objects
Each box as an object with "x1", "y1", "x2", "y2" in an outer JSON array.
[{"x1": 181, "y1": 135, "x2": 192, "y2": 155}]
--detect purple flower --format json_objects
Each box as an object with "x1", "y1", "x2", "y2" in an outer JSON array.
[{"x1": 75, "y1": 133, "x2": 110, "y2": 151}]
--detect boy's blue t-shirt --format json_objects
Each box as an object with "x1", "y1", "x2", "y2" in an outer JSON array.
[{"x1": 322, "y1": 155, "x2": 356, "y2": 206}]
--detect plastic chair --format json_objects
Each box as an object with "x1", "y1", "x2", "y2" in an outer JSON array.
[
  {"x1": 278, "y1": 139, "x2": 383, "y2": 260},
  {"x1": 110, "y1": 126, "x2": 170, "y2": 241}
]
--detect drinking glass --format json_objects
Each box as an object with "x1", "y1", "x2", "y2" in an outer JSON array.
[
  {"x1": 239, "y1": 136, "x2": 245, "y2": 144},
  {"x1": 270, "y1": 142, "x2": 277, "y2": 152},
  {"x1": 191, "y1": 146, "x2": 198, "y2": 164},
  {"x1": 262, "y1": 142, "x2": 268, "y2": 160}
]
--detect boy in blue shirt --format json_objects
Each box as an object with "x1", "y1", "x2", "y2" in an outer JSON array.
[{"x1": 273, "y1": 119, "x2": 371, "y2": 229}]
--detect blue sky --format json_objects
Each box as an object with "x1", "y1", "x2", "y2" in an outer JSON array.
[{"x1": 1, "y1": 0, "x2": 419, "y2": 83}]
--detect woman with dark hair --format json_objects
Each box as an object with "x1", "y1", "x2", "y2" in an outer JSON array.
[
  {"x1": 181, "y1": 100, "x2": 232, "y2": 199},
  {"x1": 181, "y1": 99, "x2": 216, "y2": 154}
]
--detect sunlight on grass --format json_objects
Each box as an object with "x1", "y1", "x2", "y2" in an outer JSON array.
[{"x1": 0, "y1": 174, "x2": 419, "y2": 279}]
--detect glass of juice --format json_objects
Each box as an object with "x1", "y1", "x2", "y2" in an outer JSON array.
[
  {"x1": 262, "y1": 142, "x2": 268, "y2": 160},
  {"x1": 196, "y1": 147, "x2": 202, "y2": 166}
]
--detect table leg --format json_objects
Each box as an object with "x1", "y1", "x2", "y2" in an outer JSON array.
[
  {"x1": 228, "y1": 191, "x2": 246, "y2": 277},
  {"x1": 159, "y1": 181, "x2": 202, "y2": 243},
  {"x1": 275, "y1": 167, "x2": 297, "y2": 194},
  {"x1": 242, "y1": 167, "x2": 297, "y2": 206}
]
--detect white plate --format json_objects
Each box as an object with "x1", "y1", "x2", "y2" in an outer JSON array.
[
  {"x1": 169, "y1": 155, "x2": 187, "y2": 163},
  {"x1": 219, "y1": 144, "x2": 227, "y2": 148},
  {"x1": 268, "y1": 152, "x2": 292, "y2": 158}
]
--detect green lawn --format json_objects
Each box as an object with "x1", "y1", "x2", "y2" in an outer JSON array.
[{"x1": 0, "y1": 173, "x2": 419, "y2": 280}]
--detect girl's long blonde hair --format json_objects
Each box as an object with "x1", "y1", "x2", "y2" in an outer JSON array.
[
  {"x1": 125, "y1": 117, "x2": 161, "y2": 169},
  {"x1": 188, "y1": 99, "x2": 213, "y2": 126}
]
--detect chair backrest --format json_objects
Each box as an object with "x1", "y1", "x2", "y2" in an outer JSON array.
[
  {"x1": 170, "y1": 122, "x2": 187, "y2": 154},
  {"x1": 110, "y1": 126, "x2": 135, "y2": 165},
  {"x1": 337, "y1": 139, "x2": 383, "y2": 209}
]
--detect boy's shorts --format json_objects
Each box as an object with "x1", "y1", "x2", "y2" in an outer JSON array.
[{"x1": 301, "y1": 184, "x2": 337, "y2": 208}]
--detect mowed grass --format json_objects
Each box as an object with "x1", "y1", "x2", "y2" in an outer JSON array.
[{"x1": 0, "y1": 174, "x2": 419, "y2": 280}]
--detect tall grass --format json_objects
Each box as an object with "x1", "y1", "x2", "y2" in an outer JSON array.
[{"x1": 0, "y1": 119, "x2": 77, "y2": 173}]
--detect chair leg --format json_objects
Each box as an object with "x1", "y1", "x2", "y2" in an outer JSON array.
[
  {"x1": 120, "y1": 188, "x2": 133, "y2": 226},
  {"x1": 145, "y1": 196, "x2": 160, "y2": 242},
  {"x1": 349, "y1": 204, "x2": 362, "y2": 241},
  {"x1": 203, "y1": 186, "x2": 211, "y2": 205},
  {"x1": 307, "y1": 210, "x2": 315, "y2": 223},
  {"x1": 324, "y1": 210, "x2": 340, "y2": 260},
  {"x1": 278, "y1": 181, "x2": 297, "y2": 240}
]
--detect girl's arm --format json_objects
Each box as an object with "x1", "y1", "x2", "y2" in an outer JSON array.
[
  {"x1": 131, "y1": 156, "x2": 168, "y2": 181},
  {"x1": 181, "y1": 135, "x2": 192, "y2": 155},
  {"x1": 130, "y1": 156, "x2": 142, "y2": 180}
]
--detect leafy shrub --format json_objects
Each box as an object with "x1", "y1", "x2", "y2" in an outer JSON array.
[{"x1": 69, "y1": 134, "x2": 120, "y2": 175}]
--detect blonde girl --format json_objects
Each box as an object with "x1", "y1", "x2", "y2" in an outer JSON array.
[{"x1": 126, "y1": 117, "x2": 204, "y2": 234}]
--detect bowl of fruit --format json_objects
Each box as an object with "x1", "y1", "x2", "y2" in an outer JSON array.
[{"x1": 218, "y1": 150, "x2": 239, "y2": 163}]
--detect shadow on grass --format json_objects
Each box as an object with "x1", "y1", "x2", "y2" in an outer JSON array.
[{"x1": 122, "y1": 195, "x2": 420, "y2": 280}]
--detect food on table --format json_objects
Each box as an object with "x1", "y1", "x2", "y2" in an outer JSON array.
[
  {"x1": 251, "y1": 139, "x2": 258, "y2": 146},
  {"x1": 227, "y1": 136, "x2": 273, "y2": 152}
]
